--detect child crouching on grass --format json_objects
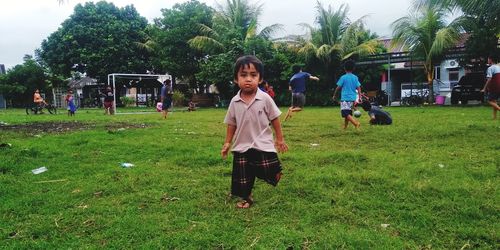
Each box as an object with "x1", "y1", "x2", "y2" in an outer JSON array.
[{"x1": 221, "y1": 55, "x2": 288, "y2": 209}]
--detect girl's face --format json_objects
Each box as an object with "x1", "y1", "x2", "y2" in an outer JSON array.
[{"x1": 234, "y1": 63, "x2": 261, "y2": 94}]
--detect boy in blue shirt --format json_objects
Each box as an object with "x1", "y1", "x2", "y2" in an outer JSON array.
[
  {"x1": 284, "y1": 65, "x2": 320, "y2": 121},
  {"x1": 333, "y1": 60, "x2": 361, "y2": 129}
]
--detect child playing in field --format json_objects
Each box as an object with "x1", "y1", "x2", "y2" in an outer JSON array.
[
  {"x1": 187, "y1": 99, "x2": 196, "y2": 112},
  {"x1": 481, "y1": 54, "x2": 500, "y2": 119},
  {"x1": 65, "y1": 90, "x2": 76, "y2": 116},
  {"x1": 284, "y1": 65, "x2": 320, "y2": 121},
  {"x1": 360, "y1": 100, "x2": 392, "y2": 125},
  {"x1": 333, "y1": 60, "x2": 362, "y2": 129},
  {"x1": 221, "y1": 55, "x2": 288, "y2": 209}
]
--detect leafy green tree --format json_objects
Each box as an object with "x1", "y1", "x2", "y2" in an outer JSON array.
[
  {"x1": 297, "y1": 1, "x2": 380, "y2": 85},
  {"x1": 414, "y1": 0, "x2": 499, "y2": 68},
  {"x1": 38, "y1": 1, "x2": 150, "y2": 81},
  {"x1": 188, "y1": 0, "x2": 283, "y2": 98},
  {"x1": 0, "y1": 56, "x2": 62, "y2": 107},
  {"x1": 189, "y1": 0, "x2": 281, "y2": 54},
  {"x1": 148, "y1": 0, "x2": 213, "y2": 90},
  {"x1": 391, "y1": 1, "x2": 462, "y2": 101},
  {"x1": 289, "y1": 1, "x2": 381, "y2": 105}
]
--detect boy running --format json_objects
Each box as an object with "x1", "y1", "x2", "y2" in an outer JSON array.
[{"x1": 333, "y1": 60, "x2": 362, "y2": 129}]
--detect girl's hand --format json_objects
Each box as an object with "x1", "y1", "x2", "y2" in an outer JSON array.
[
  {"x1": 221, "y1": 143, "x2": 231, "y2": 159},
  {"x1": 275, "y1": 140, "x2": 288, "y2": 153}
]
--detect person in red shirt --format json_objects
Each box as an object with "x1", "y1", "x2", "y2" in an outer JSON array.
[{"x1": 264, "y1": 81, "x2": 275, "y2": 99}]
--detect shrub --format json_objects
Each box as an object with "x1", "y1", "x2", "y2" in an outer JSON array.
[
  {"x1": 120, "y1": 96, "x2": 135, "y2": 107},
  {"x1": 172, "y1": 90, "x2": 185, "y2": 107}
]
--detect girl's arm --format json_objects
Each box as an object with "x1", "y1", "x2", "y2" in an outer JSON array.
[
  {"x1": 221, "y1": 124, "x2": 236, "y2": 159},
  {"x1": 271, "y1": 118, "x2": 288, "y2": 153}
]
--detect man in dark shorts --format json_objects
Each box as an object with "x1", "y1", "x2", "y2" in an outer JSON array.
[
  {"x1": 284, "y1": 65, "x2": 319, "y2": 121},
  {"x1": 160, "y1": 79, "x2": 173, "y2": 119}
]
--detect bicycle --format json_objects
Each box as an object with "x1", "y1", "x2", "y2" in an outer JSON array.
[
  {"x1": 401, "y1": 90, "x2": 429, "y2": 106},
  {"x1": 26, "y1": 102, "x2": 57, "y2": 115}
]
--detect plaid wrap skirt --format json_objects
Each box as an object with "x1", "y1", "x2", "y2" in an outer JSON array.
[{"x1": 231, "y1": 148, "x2": 282, "y2": 199}]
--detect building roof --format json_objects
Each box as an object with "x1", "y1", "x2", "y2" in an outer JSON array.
[{"x1": 68, "y1": 76, "x2": 98, "y2": 88}]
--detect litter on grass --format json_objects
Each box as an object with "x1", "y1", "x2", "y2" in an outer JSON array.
[
  {"x1": 381, "y1": 224, "x2": 390, "y2": 229},
  {"x1": 438, "y1": 164, "x2": 445, "y2": 168},
  {"x1": 32, "y1": 167, "x2": 48, "y2": 174},
  {"x1": 310, "y1": 143, "x2": 320, "y2": 147},
  {"x1": 120, "y1": 162, "x2": 134, "y2": 168},
  {"x1": 0, "y1": 143, "x2": 12, "y2": 148}
]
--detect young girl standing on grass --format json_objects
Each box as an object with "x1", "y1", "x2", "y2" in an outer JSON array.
[
  {"x1": 65, "y1": 90, "x2": 76, "y2": 116},
  {"x1": 221, "y1": 55, "x2": 288, "y2": 209}
]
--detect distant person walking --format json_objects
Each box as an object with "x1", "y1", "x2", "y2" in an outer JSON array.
[
  {"x1": 160, "y1": 79, "x2": 173, "y2": 119},
  {"x1": 481, "y1": 54, "x2": 500, "y2": 119},
  {"x1": 284, "y1": 65, "x2": 319, "y2": 121}
]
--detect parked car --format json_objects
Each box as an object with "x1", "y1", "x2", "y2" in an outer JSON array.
[{"x1": 450, "y1": 72, "x2": 485, "y2": 104}]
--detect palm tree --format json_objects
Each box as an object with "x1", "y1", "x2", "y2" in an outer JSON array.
[
  {"x1": 297, "y1": 1, "x2": 380, "y2": 83},
  {"x1": 188, "y1": 0, "x2": 282, "y2": 54},
  {"x1": 391, "y1": 1, "x2": 462, "y2": 101},
  {"x1": 414, "y1": 0, "x2": 499, "y2": 65},
  {"x1": 414, "y1": 0, "x2": 500, "y2": 24}
]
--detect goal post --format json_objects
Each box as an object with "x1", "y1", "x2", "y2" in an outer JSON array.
[{"x1": 107, "y1": 73, "x2": 172, "y2": 113}]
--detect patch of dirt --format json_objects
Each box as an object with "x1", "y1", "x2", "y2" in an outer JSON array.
[
  {"x1": 0, "y1": 121, "x2": 94, "y2": 134},
  {"x1": 0, "y1": 121, "x2": 149, "y2": 135}
]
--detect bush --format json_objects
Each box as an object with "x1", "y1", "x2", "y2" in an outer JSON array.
[
  {"x1": 172, "y1": 90, "x2": 185, "y2": 107},
  {"x1": 120, "y1": 96, "x2": 135, "y2": 107}
]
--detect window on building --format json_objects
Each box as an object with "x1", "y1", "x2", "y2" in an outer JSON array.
[
  {"x1": 435, "y1": 66, "x2": 441, "y2": 80},
  {"x1": 449, "y1": 69, "x2": 459, "y2": 82}
]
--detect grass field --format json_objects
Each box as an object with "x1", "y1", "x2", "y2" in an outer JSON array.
[{"x1": 0, "y1": 106, "x2": 498, "y2": 249}]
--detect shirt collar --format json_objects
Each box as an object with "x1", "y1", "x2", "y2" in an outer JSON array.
[{"x1": 235, "y1": 88, "x2": 265, "y2": 102}]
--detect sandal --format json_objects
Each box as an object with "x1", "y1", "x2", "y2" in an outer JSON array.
[{"x1": 236, "y1": 198, "x2": 253, "y2": 209}]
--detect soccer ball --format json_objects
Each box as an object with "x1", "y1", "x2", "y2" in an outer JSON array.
[{"x1": 353, "y1": 110, "x2": 362, "y2": 118}]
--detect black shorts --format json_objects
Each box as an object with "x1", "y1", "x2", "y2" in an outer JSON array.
[
  {"x1": 231, "y1": 149, "x2": 282, "y2": 199},
  {"x1": 487, "y1": 92, "x2": 499, "y2": 101},
  {"x1": 292, "y1": 92, "x2": 305, "y2": 108},
  {"x1": 162, "y1": 97, "x2": 172, "y2": 110}
]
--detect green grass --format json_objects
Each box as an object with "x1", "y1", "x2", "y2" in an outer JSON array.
[{"x1": 0, "y1": 106, "x2": 498, "y2": 249}]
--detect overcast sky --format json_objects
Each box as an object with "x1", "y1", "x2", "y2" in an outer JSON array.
[{"x1": 0, "y1": 0, "x2": 416, "y2": 70}]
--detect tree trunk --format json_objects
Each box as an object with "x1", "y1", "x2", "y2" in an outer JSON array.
[
  {"x1": 427, "y1": 73, "x2": 434, "y2": 104},
  {"x1": 425, "y1": 62, "x2": 435, "y2": 104}
]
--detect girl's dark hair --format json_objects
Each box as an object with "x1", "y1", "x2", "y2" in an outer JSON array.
[
  {"x1": 344, "y1": 60, "x2": 356, "y2": 71},
  {"x1": 233, "y1": 55, "x2": 264, "y2": 80}
]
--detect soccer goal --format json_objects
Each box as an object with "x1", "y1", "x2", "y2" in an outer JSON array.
[{"x1": 107, "y1": 73, "x2": 172, "y2": 113}]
